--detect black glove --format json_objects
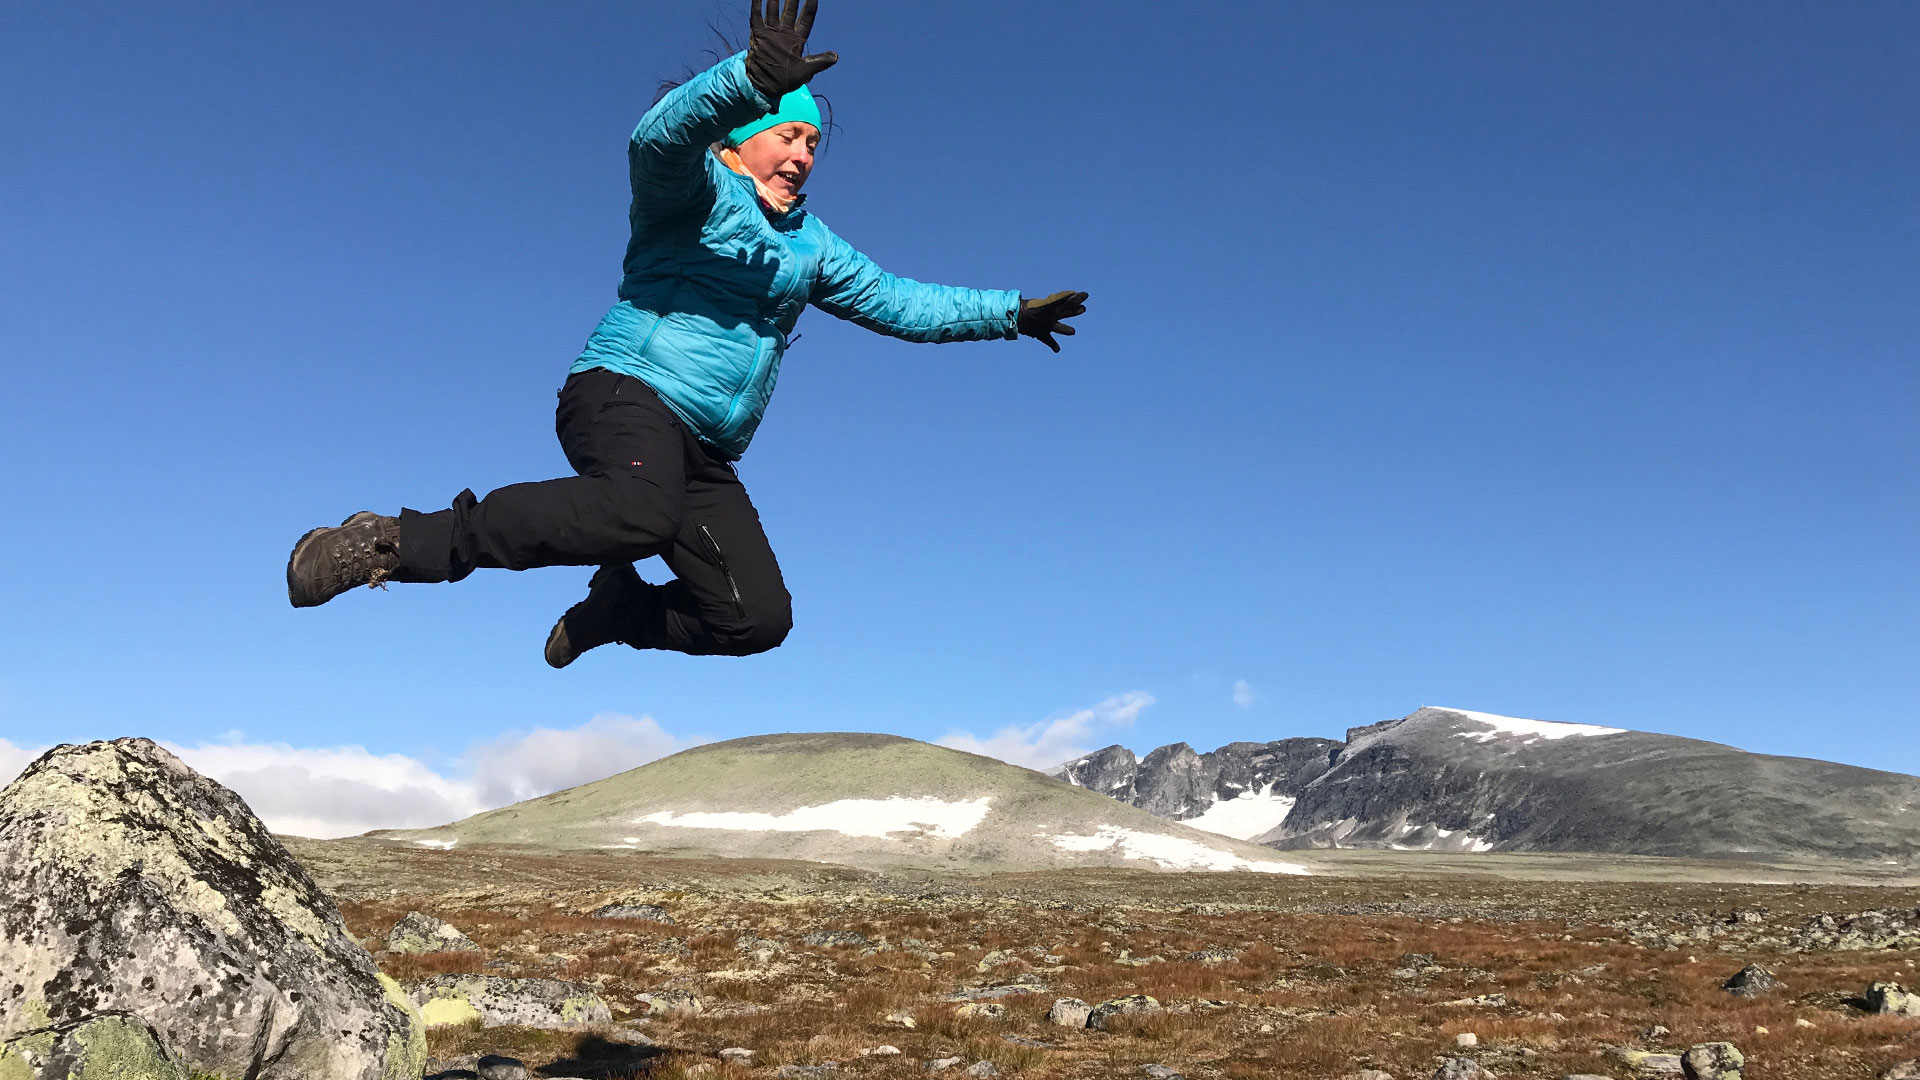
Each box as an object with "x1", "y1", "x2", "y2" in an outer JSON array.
[
  {"x1": 1017, "y1": 291, "x2": 1089, "y2": 353},
  {"x1": 746, "y1": 0, "x2": 838, "y2": 105}
]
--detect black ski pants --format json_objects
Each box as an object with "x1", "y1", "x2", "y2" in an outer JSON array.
[{"x1": 394, "y1": 367, "x2": 792, "y2": 656}]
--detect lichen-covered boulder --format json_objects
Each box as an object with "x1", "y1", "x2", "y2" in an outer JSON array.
[
  {"x1": 1681, "y1": 1042, "x2": 1743, "y2": 1080},
  {"x1": 0, "y1": 739, "x2": 426, "y2": 1080},
  {"x1": 1721, "y1": 963, "x2": 1783, "y2": 997},
  {"x1": 1086, "y1": 995, "x2": 1163, "y2": 1031},
  {"x1": 410, "y1": 975, "x2": 611, "y2": 1029},
  {"x1": 1870, "y1": 982, "x2": 1920, "y2": 1016},
  {"x1": 386, "y1": 911, "x2": 478, "y2": 954},
  {"x1": 1046, "y1": 998, "x2": 1091, "y2": 1028},
  {"x1": 0, "y1": 1012, "x2": 187, "y2": 1080}
]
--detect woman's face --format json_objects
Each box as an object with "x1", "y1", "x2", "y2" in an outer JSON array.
[{"x1": 736, "y1": 122, "x2": 820, "y2": 200}]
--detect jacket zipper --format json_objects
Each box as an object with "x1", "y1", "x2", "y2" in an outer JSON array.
[{"x1": 697, "y1": 525, "x2": 746, "y2": 618}]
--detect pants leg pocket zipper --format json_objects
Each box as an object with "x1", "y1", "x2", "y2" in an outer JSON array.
[{"x1": 697, "y1": 525, "x2": 747, "y2": 619}]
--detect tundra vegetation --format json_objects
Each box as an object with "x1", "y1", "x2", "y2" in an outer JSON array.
[{"x1": 291, "y1": 839, "x2": 1920, "y2": 1080}]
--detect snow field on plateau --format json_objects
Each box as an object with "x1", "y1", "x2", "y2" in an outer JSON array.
[
  {"x1": 638, "y1": 796, "x2": 994, "y2": 839},
  {"x1": 1438, "y1": 707, "x2": 1625, "y2": 743},
  {"x1": 1045, "y1": 825, "x2": 1310, "y2": 874},
  {"x1": 1184, "y1": 783, "x2": 1297, "y2": 841}
]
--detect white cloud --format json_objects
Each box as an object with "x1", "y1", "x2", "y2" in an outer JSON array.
[
  {"x1": 465, "y1": 713, "x2": 696, "y2": 807},
  {"x1": 1, "y1": 738, "x2": 48, "y2": 788},
  {"x1": 169, "y1": 741, "x2": 488, "y2": 840},
  {"x1": 937, "y1": 691, "x2": 1155, "y2": 772},
  {"x1": 0, "y1": 715, "x2": 700, "y2": 841},
  {"x1": 1232, "y1": 679, "x2": 1258, "y2": 709}
]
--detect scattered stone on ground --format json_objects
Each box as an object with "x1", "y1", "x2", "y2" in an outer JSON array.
[
  {"x1": 411, "y1": 973, "x2": 611, "y2": 1028},
  {"x1": 800, "y1": 930, "x2": 871, "y2": 948},
  {"x1": 977, "y1": 949, "x2": 1017, "y2": 972},
  {"x1": 638, "y1": 989, "x2": 704, "y2": 1016},
  {"x1": 955, "y1": 1002, "x2": 1007, "y2": 1020},
  {"x1": 1869, "y1": 981, "x2": 1920, "y2": 1016},
  {"x1": 1720, "y1": 963, "x2": 1783, "y2": 997},
  {"x1": 1454, "y1": 1032, "x2": 1478, "y2": 1048},
  {"x1": 1431, "y1": 1057, "x2": 1496, "y2": 1080},
  {"x1": 1087, "y1": 994, "x2": 1164, "y2": 1031},
  {"x1": 1882, "y1": 1061, "x2": 1920, "y2": 1080},
  {"x1": 965, "y1": 1062, "x2": 999, "y2": 1078},
  {"x1": 476, "y1": 1055, "x2": 529, "y2": 1080},
  {"x1": 886, "y1": 1011, "x2": 917, "y2": 1028},
  {"x1": 589, "y1": 902, "x2": 675, "y2": 923},
  {"x1": 925, "y1": 1056, "x2": 963, "y2": 1072},
  {"x1": 1612, "y1": 1047, "x2": 1685, "y2": 1075},
  {"x1": 1142, "y1": 1065, "x2": 1183, "y2": 1080},
  {"x1": 1680, "y1": 1042, "x2": 1744, "y2": 1080},
  {"x1": 388, "y1": 909, "x2": 481, "y2": 953},
  {"x1": 0, "y1": 738, "x2": 425, "y2": 1080}
]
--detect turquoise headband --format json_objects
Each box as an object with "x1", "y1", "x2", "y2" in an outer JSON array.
[{"x1": 726, "y1": 86, "x2": 822, "y2": 147}]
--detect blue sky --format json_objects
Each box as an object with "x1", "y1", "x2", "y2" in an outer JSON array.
[{"x1": 2, "y1": 2, "x2": 1915, "y2": 834}]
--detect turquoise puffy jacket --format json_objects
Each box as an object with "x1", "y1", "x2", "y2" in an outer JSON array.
[{"x1": 572, "y1": 53, "x2": 1022, "y2": 459}]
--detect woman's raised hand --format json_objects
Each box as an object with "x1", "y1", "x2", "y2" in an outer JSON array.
[
  {"x1": 746, "y1": 0, "x2": 839, "y2": 104},
  {"x1": 1018, "y1": 291, "x2": 1090, "y2": 353}
]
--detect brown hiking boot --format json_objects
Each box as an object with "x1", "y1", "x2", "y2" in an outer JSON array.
[
  {"x1": 545, "y1": 563, "x2": 646, "y2": 668},
  {"x1": 286, "y1": 512, "x2": 401, "y2": 608}
]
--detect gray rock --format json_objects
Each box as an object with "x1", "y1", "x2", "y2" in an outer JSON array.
[
  {"x1": 776, "y1": 1065, "x2": 838, "y2": 1079},
  {"x1": 965, "y1": 1063, "x2": 999, "y2": 1078},
  {"x1": 638, "y1": 989, "x2": 704, "y2": 1016},
  {"x1": 1720, "y1": 964, "x2": 1782, "y2": 997},
  {"x1": 955, "y1": 1002, "x2": 1007, "y2": 1021},
  {"x1": 0, "y1": 1012, "x2": 188, "y2": 1080},
  {"x1": 1087, "y1": 994, "x2": 1163, "y2": 1031},
  {"x1": 1561, "y1": 1076, "x2": 1615, "y2": 1080},
  {"x1": 1142, "y1": 1066, "x2": 1183, "y2": 1080},
  {"x1": 0, "y1": 738, "x2": 426, "y2": 1080},
  {"x1": 977, "y1": 949, "x2": 1017, "y2": 972},
  {"x1": 1681, "y1": 1042, "x2": 1743, "y2": 1080},
  {"x1": 1431, "y1": 1059, "x2": 1496, "y2": 1080},
  {"x1": 590, "y1": 903, "x2": 676, "y2": 924},
  {"x1": 720, "y1": 1048, "x2": 756, "y2": 1063},
  {"x1": 1611, "y1": 1048, "x2": 1684, "y2": 1075},
  {"x1": 1047, "y1": 998, "x2": 1092, "y2": 1028},
  {"x1": 1882, "y1": 1061, "x2": 1920, "y2": 1080},
  {"x1": 800, "y1": 930, "x2": 871, "y2": 948},
  {"x1": 925, "y1": 1056, "x2": 964, "y2": 1072},
  {"x1": 1870, "y1": 982, "x2": 1920, "y2": 1016},
  {"x1": 388, "y1": 910, "x2": 479, "y2": 954},
  {"x1": 1352, "y1": 1071, "x2": 1395, "y2": 1080},
  {"x1": 477, "y1": 1055, "x2": 530, "y2": 1080},
  {"x1": 412, "y1": 974, "x2": 612, "y2": 1028}
]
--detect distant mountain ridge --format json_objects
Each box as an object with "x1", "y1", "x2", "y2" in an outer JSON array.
[
  {"x1": 376, "y1": 733, "x2": 1313, "y2": 875},
  {"x1": 1052, "y1": 707, "x2": 1920, "y2": 863}
]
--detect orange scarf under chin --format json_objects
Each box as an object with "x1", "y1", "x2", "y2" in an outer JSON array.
[{"x1": 718, "y1": 146, "x2": 797, "y2": 215}]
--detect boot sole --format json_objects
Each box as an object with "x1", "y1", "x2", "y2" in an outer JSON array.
[
  {"x1": 286, "y1": 512, "x2": 383, "y2": 609},
  {"x1": 544, "y1": 617, "x2": 577, "y2": 669}
]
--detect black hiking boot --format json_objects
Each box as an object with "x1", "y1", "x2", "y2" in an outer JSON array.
[
  {"x1": 545, "y1": 563, "x2": 646, "y2": 669},
  {"x1": 286, "y1": 511, "x2": 402, "y2": 608}
]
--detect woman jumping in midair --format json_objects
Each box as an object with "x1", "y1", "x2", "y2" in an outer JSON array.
[{"x1": 286, "y1": 0, "x2": 1087, "y2": 668}]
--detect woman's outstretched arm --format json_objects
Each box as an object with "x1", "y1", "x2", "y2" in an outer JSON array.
[
  {"x1": 811, "y1": 225, "x2": 1023, "y2": 344},
  {"x1": 812, "y1": 225, "x2": 1086, "y2": 348}
]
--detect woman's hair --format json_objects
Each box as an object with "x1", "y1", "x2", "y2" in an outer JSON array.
[{"x1": 653, "y1": 25, "x2": 837, "y2": 149}]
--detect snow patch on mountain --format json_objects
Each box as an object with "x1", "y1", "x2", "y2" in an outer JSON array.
[
  {"x1": 1437, "y1": 707, "x2": 1624, "y2": 743},
  {"x1": 1045, "y1": 825, "x2": 1309, "y2": 874},
  {"x1": 1184, "y1": 784, "x2": 1297, "y2": 841},
  {"x1": 640, "y1": 796, "x2": 994, "y2": 839}
]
